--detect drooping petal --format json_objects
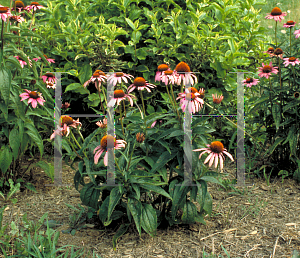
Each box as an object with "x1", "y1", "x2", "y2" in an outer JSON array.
[{"x1": 204, "y1": 152, "x2": 213, "y2": 165}]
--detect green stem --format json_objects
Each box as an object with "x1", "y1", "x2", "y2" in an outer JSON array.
[
  {"x1": 292, "y1": 65, "x2": 296, "y2": 90},
  {"x1": 290, "y1": 27, "x2": 292, "y2": 56},
  {"x1": 101, "y1": 84, "x2": 107, "y2": 106},
  {"x1": 139, "y1": 90, "x2": 146, "y2": 118},
  {"x1": 119, "y1": 104, "x2": 125, "y2": 136},
  {"x1": 126, "y1": 141, "x2": 136, "y2": 171},
  {"x1": 275, "y1": 21, "x2": 277, "y2": 47},
  {"x1": 29, "y1": 10, "x2": 35, "y2": 30},
  {"x1": 96, "y1": 81, "x2": 104, "y2": 114},
  {"x1": 278, "y1": 58, "x2": 282, "y2": 105},
  {"x1": 69, "y1": 129, "x2": 81, "y2": 149},
  {"x1": 268, "y1": 77, "x2": 273, "y2": 114},
  {"x1": 67, "y1": 137, "x2": 83, "y2": 160},
  {"x1": 123, "y1": 99, "x2": 126, "y2": 117},
  {"x1": 77, "y1": 127, "x2": 85, "y2": 142},
  {"x1": 1, "y1": 19, "x2": 4, "y2": 52},
  {"x1": 165, "y1": 82, "x2": 176, "y2": 114},
  {"x1": 169, "y1": 83, "x2": 182, "y2": 127}
]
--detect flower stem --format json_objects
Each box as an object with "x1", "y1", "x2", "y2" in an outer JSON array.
[
  {"x1": 119, "y1": 104, "x2": 125, "y2": 136},
  {"x1": 126, "y1": 141, "x2": 136, "y2": 171},
  {"x1": 96, "y1": 81, "x2": 104, "y2": 114},
  {"x1": 139, "y1": 90, "x2": 146, "y2": 118},
  {"x1": 170, "y1": 83, "x2": 182, "y2": 126},
  {"x1": 275, "y1": 21, "x2": 277, "y2": 47},
  {"x1": 290, "y1": 27, "x2": 292, "y2": 56},
  {"x1": 70, "y1": 129, "x2": 81, "y2": 149},
  {"x1": 123, "y1": 99, "x2": 126, "y2": 117},
  {"x1": 278, "y1": 58, "x2": 282, "y2": 105},
  {"x1": 1, "y1": 19, "x2": 4, "y2": 52},
  {"x1": 165, "y1": 83, "x2": 176, "y2": 114},
  {"x1": 67, "y1": 137, "x2": 83, "y2": 160},
  {"x1": 292, "y1": 65, "x2": 296, "y2": 90},
  {"x1": 77, "y1": 127, "x2": 85, "y2": 142},
  {"x1": 101, "y1": 84, "x2": 107, "y2": 106},
  {"x1": 268, "y1": 77, "x2": 273, "y2": 114}
]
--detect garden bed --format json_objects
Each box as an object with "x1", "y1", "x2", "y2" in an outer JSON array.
[{"x1": 1, "y1": 155, "x2": 300, "y2": 257}]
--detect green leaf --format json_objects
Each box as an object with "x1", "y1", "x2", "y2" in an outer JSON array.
[
  {"x1": 171, "y1": 180, "x2": 190, "y2": 220},
  {"x1": 267, "y1": 138, "x2": 284, "y2": 156},
  {"x1": 5, "y1": 56, "x2": 23, "y2": 70},
  {"x1": 272, "y1": 104, "x2": 281, "y2": 130},
  {"x1": 9, "y1": 127, "x2": 20, "y2": 160},
  {"x1": 141, "y1": 203, "x2": 157, "y2": 237},
  {"x1": 203, "y1": 192, "x2": 212, "y2": 215},
  {"x1": 24, "y1": 182, "x2": 37, "y2": 193},
  {"x1": 181, "y1": 200, "x2": 197, "y2": 224},
  {"x1": 0, "y1": 146, "x2": 13, "y2": 174},
  {"x1": 128, "y1": 198, "x2": 142, "y2": 235},
  {"x1": 80, "y1": 182, "x2": 100, "y2": 210},
  {"x1": 139, "y1": 184, "x2": 172, "y2": 200},
  {"x1": 125, "y1": 17, "x2": 136, "y2": 30},
  {"x1": 149, "y1": 151, "x2": 177, "y2": 173},
  {"x1": 25, "y1": 123, "x2": 44, "y2": 158},
  {"x1": 0, "y1": 67, "x2": 12, "y2": 105},
  {"x1": 106, "y1": 187, "x2": 122, "y2": 224},
  {"x1": 112, "y1": 223, "x2": 130, "y2": 250},
  {"x1": 65, "y1": 83, "x2": 82, "y2": 93},
  {"x1": 84, "y1": 157, "x2": 96, "y2": 185},
  {"x1": 98, "y1": 196, "x2": 110, "y2": 223},
  {"x1": 78, "y1": 64, "x2": 92, "y2": 85}
]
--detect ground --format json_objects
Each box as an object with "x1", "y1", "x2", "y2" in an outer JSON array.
[{"x1": 1, "y1": 154, "x2": 300, "y2": 258}]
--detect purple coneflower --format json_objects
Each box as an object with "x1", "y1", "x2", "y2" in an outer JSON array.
[
  {"x1": 19, "y1": 89, "x2": 45, "y2": 108},
  {"x1": 33, "y1": 55, "x2": 55, "y2": 64},
  {"x1": 61, "y1": 102, "x2": 70, "y2": 109},
  {"x1": 94, "y1": 135, "x2": 126, "y2": 166},
  {"x1": 264, "y1": 47, "x2": 275, "y2": 56},
  {"x1": 160, "y1": 70, "x2": 178, "y2": 85},
  {"x1": 9, "y1": 15, "x2": 25, "y2": 23},
  {"x1": 176, "y1": 87, "x2": 204, "y2": 114},
  {"x1": 60, "y1": 115, "x2": 82, "y2": 129},
  {"x1": 107, "y1": 72, "x2": 133, "y2": 86},
  {"x1": 294, "y1": 29, "x2": 300, "y2": 39},
  {"x1": 50, "y1": 123, "x2": 70, "y2": 140},
  {"x1": 15, "y1": 56, "x2": 31, "y2": 68},
  {"x1": 258, "y1": 62, "x2": 279, "y2": 79},
  {"x1": 265, "y1": 7, "x2": 287, "y2": 22},
  {"x1": 107, "y1": 89, "x2": 136, "y2": 107},
  {"x1": 127, "y1": 77, "x2": 156, "y2": 93},
  {"x1": 41, "y1": 72, "x2": 55, "y2": 83},
  {"x1": 283, "y1": 20, "x2": 296, "y2": 28},
  {"x1": 0, "y1": 6, "x2": 11, "y2": 22},
  {"x1": 155, "y1": 64, "x2": 169, "y2": 82},
  {"x1": 96, "y1": 118, "x2": 107, "y2": 129},
  {"x1": 283, "y1": 57, "x2": 300, "y2": 67},
  {"x1": 46, "y1": 81, "x2": 56, "y2": 89},
  {"x1": 212, "y1": 94, "x2": 224, "y2": 104},
  {"x1": 12, "y1": 1, "x2": 25, "y2": 12},
  {"x1": 193, "y1": 141, "x2": 234, "y2": 171},
  {"x1": 273, "y1": 48, "x2": 284, "y2": 59},
  {"x1": 83, "y1": 70, "x2": 107, "y2": 89},
  {"x1": 25, "y1": 2, "x2": 45, "y2": 12},
  {"x1": 243, "y1": 78, "x2": 260, "y2": 88},
  {"x1": 174, "y1": 62, "x2": 198, "y2": 86}
]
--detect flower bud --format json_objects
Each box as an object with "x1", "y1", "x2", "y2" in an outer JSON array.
[{"x1": 136, "y1": 132, "x2": 145, "y2": 143}]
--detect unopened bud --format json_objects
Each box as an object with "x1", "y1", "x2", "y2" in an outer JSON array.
[{"x1": 136, "y1": 132, "x2": 145, "y2": 143}]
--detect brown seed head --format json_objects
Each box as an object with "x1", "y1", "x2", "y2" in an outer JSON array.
[
  {"x1": 115, "y1": 72, "x2": 124, "y2": 77},
  {"x1": 93, "y1": 72, "x2": 100, "y2": 77},
  {"x1": 210, "y1": 141, "x2": 224, "y2": 153},
  {"x1": 262, "y1": 65, "x2": 272, "y2": 73},
  {"x1": 31, "y1": 2, "x2": 40, "y2": 6},
  {"x1": 0, "y1": 7, "x2": 9, "y2": 13},
  {"x1": 157, "y1": 64, "x2": 169, "y2": 71},
  {"x1": 114, "y1": 89, "x2": 125, "y2": 98},
  {"x1": 30, "y1": 79, "x2": 36, "y2": 85},
  {"x1": 246, "y1": 78, "x2": 253, "y2": 83},
  {"x1": 287, "y1": 20, "x2": 295, "y2": 25},
  {"x1": 133, "y1": 77, "x2": 146, "y2": 86},
  {"x1": 270, "y1": 7, "x2": 282, "y2": 16},
  {"x1": 45, "y1": 72, "x2": 54, "y2": 77},
  {"x1": 136, "y1": 132, "x2": 145, "y2": 143},
  {"x1": 164, "y1": 70, "x2": 173, "y2": 75},
  {"x1": 187, "y1": 87, "x2": 198, "y2": 93},
  {"x1": 100, "y1": 135, "x2": 116, "y2": 149},
  {"x1": 28, "y1": 91, "x2": 39, "y2": 99},
  {"x1": 175, "y1": 62, "x2": 191, "y2": 72},
  {"x1": 294, "y1": 92, "x2": 300, "y2": 99},
  {"x1": 61, "y1": 115, "x2": 74, "y2": 126},
  {"x1": 186, "y1": 93, "x2": 196, "y2": 100},
  {"x1": 289, "y1": 57, "x2": 296, "y2": 62},
  {"x1": 267, "y1": 47, "x2": 274, "y2": 53},
  {"x1": 274, "y1": 48, "x2": 283, "y2": 55},
  {"x1": 15, "y1": 1, "x2": 25, "y2": 8}
]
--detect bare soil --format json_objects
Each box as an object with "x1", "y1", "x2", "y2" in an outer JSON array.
[{"x1": 1, "y1": 154, "x2": 300, "y2": 258}]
